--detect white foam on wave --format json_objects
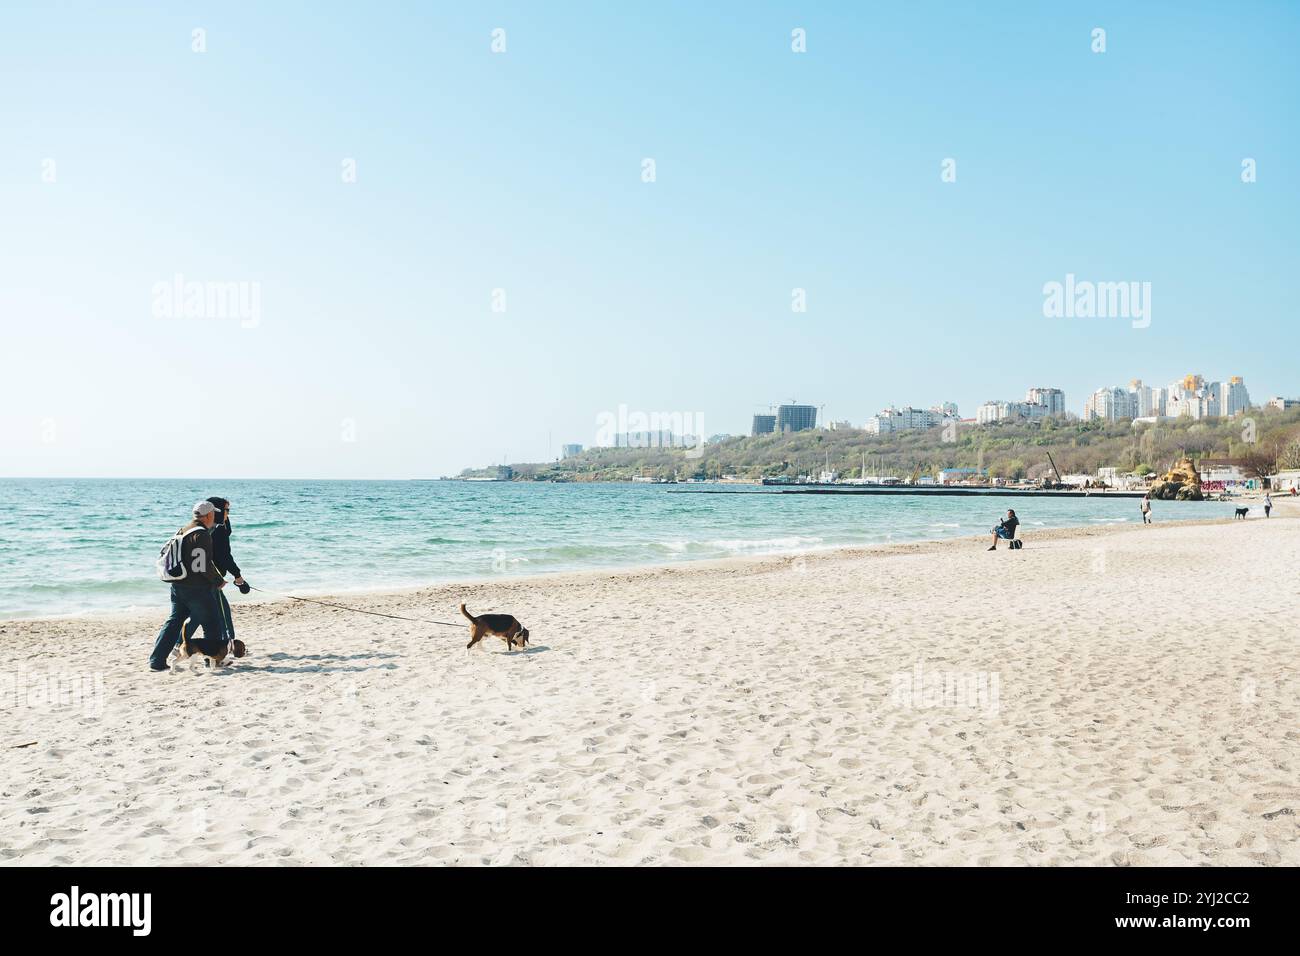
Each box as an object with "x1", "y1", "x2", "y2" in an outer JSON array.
[{"x1": 707, "y1": 535, "x2": 824, "y2": 554}]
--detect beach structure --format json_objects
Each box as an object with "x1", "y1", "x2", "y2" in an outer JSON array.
[
  {"x1": 1269, "y1": 469, "x2": 1300, "y2": 493},
  {"x1": 1198, "y1": 458, "x2": 1259, "y2": 493},
  {"x1": 1097, "y1": 467, "x2": 1145, "y2": 490},
  {"x1": 938, "y1": 467, "x2": 987, "y2": 485}
]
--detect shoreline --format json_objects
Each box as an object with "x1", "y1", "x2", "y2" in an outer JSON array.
[
  {"x1": 3, "y1": 509, "x2": 1287, "y2": 628},
  {"x1": 2, "y1": 485, "x2": 1276, "y2": 625}
]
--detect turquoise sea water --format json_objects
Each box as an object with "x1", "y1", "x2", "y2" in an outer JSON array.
[{"x1": 0, "y1": 479, "x2": 1236, "y2": 620}]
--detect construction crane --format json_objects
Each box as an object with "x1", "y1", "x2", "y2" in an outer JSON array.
[{"x1": 1045, "y1": 451, "x2": 1068, "y2": 490}]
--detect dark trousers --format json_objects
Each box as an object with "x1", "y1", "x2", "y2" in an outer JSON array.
[
  {"x1": 183, "y1": 588, "x2": 236, "y2": 643},
  {"x1": 150, "y1": 585, "x2": 222, "y2": 668}
]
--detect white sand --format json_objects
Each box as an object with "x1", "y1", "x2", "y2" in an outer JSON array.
[{"x1": 2, "y1": 512, "x2": 1298, "y2": 866}]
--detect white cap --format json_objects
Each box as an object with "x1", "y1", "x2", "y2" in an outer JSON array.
[{"x1": 193, "y1": 500, "x2": 216, "y2": 518}]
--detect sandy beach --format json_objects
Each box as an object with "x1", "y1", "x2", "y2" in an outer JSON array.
[{"x1": 3, "y1": 510, "x2": 1297, "y2": 866}]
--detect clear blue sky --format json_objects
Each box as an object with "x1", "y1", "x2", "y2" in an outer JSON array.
[{"x1": 2, "y1": 2, "x2": 1297, "y2": 478}]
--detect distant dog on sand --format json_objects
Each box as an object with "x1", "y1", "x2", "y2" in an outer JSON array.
[
  {"x1": 460, "y1": 604, "x2": 529, "y2": 652},
  {"x1": 175, "y1": 635, "x2": 246, "y2": 669},
  {"x1": 1234, "y1": 507, "x2": 1249, "y2": 520}
]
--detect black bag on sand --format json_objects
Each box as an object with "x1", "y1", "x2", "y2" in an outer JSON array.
[{"x1": 1010, "y1": 539, "x2": 1024, "y2": 550}]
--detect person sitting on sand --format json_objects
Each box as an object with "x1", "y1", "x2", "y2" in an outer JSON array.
[{"x1": 987, "y1": 509, "x2": 1019, "y2": 550}]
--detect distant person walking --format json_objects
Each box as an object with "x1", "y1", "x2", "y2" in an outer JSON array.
[
  {"x1": 987, "y1": 509, "x2": 1019, "y2": 550},
  {"x1": 1264, "y1": 493, "x2": 1272, "y2": 518},
  {"x1": 1140, "y1": 495, "x2": 1152, "y2": 524},
  {"x1": 183, "y1": 496, "x2": 249, "y2": 646},
  {"x1": 149, "y1": 501, "x2": 227, "y2": 672}
]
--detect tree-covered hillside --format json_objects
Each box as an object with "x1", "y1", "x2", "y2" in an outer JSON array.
[{"x1": 461, "y1": 407, "x2": 1300, "y2": 483}]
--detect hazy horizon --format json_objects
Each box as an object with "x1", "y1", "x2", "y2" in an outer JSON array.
[{"x1": 4, "y1": 2, "x2": 1297, "y2": 480}]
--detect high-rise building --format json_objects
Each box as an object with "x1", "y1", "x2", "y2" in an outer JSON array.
[
  {"x1": 751, "y1": 414, "x2": 776, "y2": 436},
  {"x1": 976, "y1": 388, "x2": 1062, "y2": 425},
  {"x1": 1165, "y1": 373, "x2": 1247, "y2": 419},
  {"x1": 612, "y1": 430, "x2": 699, "y2": 448},
  {"x1": 1025, "y1": 387, "x2": 1066, "y2": 417},
  {"x1": 1128, "y1": 380, "x2": 1155, "y2": 417},
  {"x1": 865, "y1": 404, "x2": 957, "y2": 435},
  {"x1": 977, "y1": 398, "x2": 1054, "y2": 424},
  {"x1": 1083, "y1": 386, "x2": 1136, "y2": 422},
  {"x1": 1222, "y1": 376, "x2": 1251, "y2": 417},
  {"x1": 776, "y1": 404, "x2": 817, "y2": 433},
  {"x1": 1091, "y1": 373, "x2": 1247, "y2": 421}
]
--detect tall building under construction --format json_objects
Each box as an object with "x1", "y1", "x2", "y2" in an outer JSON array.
[
  {"x1": 751, "y1": 414, "x2": 776, "y2": 436},
  {"x1": 776, "y1": 404, "x2": 817, "y2": 433}
]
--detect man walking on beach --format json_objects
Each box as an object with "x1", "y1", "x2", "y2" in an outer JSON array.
[
  {"x1": 1140, "y1": 495, "x2": 1152, "y2": 524},
  {"x1": 1264, "y1": 493, "x2": 1272, "y2": 518},
  {"x1": 149, "y1": 501, "x2": 227, "y2": 672},
  {"x1": 182, "y1": 496, "x2": 249, "y2": 646}
]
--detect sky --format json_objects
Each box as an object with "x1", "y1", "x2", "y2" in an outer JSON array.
[{"x1": 2, "y1": 1, "x2": 1297, "y2": 479}]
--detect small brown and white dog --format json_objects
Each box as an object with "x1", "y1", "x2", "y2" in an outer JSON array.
[
  {"x1": 460, "y1": 604, "x2": 529, "y2": 652},
  {"x1": 174, "y1": 634, "x2": 247, "y2": 670}
]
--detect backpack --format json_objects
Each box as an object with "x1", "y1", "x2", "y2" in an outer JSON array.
[{"x1": 156, "y1": 526, "x2": 204, "y2": 582}]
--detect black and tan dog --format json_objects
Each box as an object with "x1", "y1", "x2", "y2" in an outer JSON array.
[
  {"x1": 460, "y1": 604, "x2": 529, "y2": 652},
  {"x1": 175, "y1": 634, "x2": 247, "y2": 670}
]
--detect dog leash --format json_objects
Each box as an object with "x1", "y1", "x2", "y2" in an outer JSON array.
[{"x1": 244, "y1": 585, "x2": 465, "y2": 628}]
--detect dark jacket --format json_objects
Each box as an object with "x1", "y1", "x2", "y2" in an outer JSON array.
[
  {"x1": 211, "y1": 521, "x2": 242, "y2": 579},
  {"x1": 174, "y1": 521, "x2": 226, "y2": 588},
  {"x1": 1000, "y1": 515, "x2": 1020, "y2": 537}
]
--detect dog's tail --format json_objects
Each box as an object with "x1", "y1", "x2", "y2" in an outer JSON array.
[{"x1": 459, "y1": 603, "x2": 475, "y2": 623}]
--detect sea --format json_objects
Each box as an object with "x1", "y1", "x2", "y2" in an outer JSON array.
[{"x1": 0, "y1": 479, "x2": 1237, "y2": 620}]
